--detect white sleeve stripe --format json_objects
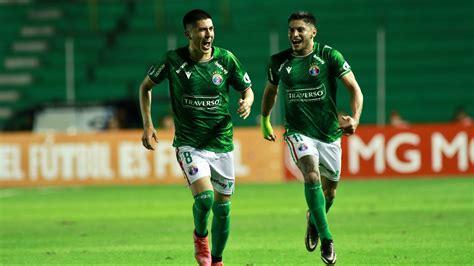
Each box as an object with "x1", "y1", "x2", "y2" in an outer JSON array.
[{"x1": 337, "y1": 69, "x2": 351, "y2": 78}]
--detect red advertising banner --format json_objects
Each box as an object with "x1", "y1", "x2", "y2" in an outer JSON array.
[
  {"x1": 285, "y1": 124, "x2": 474, "y2": 180},
  {"x1": 1, "y1": 124, "x2": 472, "y2": 187}
]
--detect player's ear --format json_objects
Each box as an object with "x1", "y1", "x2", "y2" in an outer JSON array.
[
  {"x1": 313, "y1": 27, "x2": 317, "y2": 38},
  {"x1": 185, "y1": 30, "x2": 191, "y2": 40}
]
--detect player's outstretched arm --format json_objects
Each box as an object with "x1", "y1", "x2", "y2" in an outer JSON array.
[
  {"x1": 340, "y1": 71, "x2": 363, "y2": 135},
  {"x1": 139, "y1": 76, "x2": 158, "y2": 150},
  {"x1": 238, "y1": 87, "x2": 254, "y2": 119},
  {"x1": 261, "y1": 81, "x2": 278, "y2": 141}
]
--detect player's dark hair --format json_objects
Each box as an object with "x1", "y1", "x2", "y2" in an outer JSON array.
[
  {"x1": 288, "y1": 11, "x2": 316, "y2": 26},
  {"x1": 183, "y1": 9, "x2": 212, "y2": 29}
]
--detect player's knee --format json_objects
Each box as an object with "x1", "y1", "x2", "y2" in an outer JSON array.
[
  {"x1": 304, "y1": 171, "x2": 321, "y2": 185},
  {"x1": 194, "y1": 190, "x2": 214, "y2": 212},
  {"x1": 212, "y1": 201, "x2": 231, "y2": 218}
]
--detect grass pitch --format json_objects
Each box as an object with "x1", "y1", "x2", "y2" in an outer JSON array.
[{"x1": 1, "y1": 177, "x2": 473, "y2": 265}]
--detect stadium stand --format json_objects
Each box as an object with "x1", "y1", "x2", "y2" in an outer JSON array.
[{"x1": 0, "y1": 0, "x2": 473, "y2": 130}]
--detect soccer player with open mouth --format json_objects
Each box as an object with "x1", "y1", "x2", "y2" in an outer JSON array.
[
  {"x1": 139, "y1": 9, "x2": 254, "y2": 266},
  {"x1": 261, "y1": 10, "x2": 364, "y2": 265}
]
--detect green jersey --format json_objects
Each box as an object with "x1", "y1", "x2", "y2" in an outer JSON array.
[
  {"x1": 148, "y1": 46, "x2": 252, "y2": 152},
  {"x1": 267, "y1": 42, "x2": 351, "y2": 143}
]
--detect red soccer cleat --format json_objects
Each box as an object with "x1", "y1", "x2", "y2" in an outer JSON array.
[
  {"x1": 193, "y1": 231, "x2": 211, "y2": 266},
  {"x1": 211, "y1": 262, "x2": 224, "y2": 266}
]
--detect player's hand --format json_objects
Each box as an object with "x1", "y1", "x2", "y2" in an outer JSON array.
[
  {"x1": 237, "y1": 99, "x2": 252, "y2": 119},
  {"x1": 338, "y1": 115, "x2": 359, "y2": 136},
  {"x1": 261, "y1": 115, "x2": 276, "y2": 141},
  {"x1": 142, "y1": 126, "x2": 158, "y2": 150}
]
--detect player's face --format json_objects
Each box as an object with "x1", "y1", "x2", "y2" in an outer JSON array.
[
  {"x1": 186, "y1": 18, "x2": 214, "y2": 58},
  {"x1": 288, "y1": 20, "x2": 316, "y2": 55}
]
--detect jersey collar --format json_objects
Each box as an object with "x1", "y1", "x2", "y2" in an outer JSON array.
[
  {"x1": 185, "y1": 46, "x2": 220, "y2": 63},
  {"x1": 291, "y1": 41, "x2": 320, "y2": 58}
]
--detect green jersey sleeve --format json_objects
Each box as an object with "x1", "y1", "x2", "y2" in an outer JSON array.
[
  {"x1": 227, "y1": 51, "x2": 252, "y2": 91},
  {"x1": 267, "y1": 49, "x2": 293, "y2": 85},
  {"x1": 328, "y1": 47, "x2": 351, "y2": 78},
  {"x1": 147, "y1": 52, "x2": 169, "y2": 84},
  {"x1": 267, "y1": 56, "x2": 280, "y2": 85}
]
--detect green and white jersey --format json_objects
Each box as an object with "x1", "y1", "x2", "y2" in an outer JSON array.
[
  {"x1": 148, "y1": 46, "x2": 252, "y2": 152},
  {"x1": 267, "y1": 42, "x2": 351, "y2": 143}
]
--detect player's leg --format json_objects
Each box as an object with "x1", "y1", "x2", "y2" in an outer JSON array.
[
  {"x1": 176, "y1": 146, "x2": 213, "y2": 266},
  {"x1": 321, "y1": 177, "x2": 338, "y2": 213},
  {"x1": 211, "y1": 192, "x2": 231, "y2": 265},
  {"x1": 208, "y1": 151, "x2": 235, "y2": 265},
  {"x1": 297, "y1": 155, "x2": 333, "y2": 242},
  {"x1": 318, "y1": 138, "x2": 342, "y2": 214},
  {"x1": 309, "y1": 176, "x2": 338, "y2": 219},
  {"x1": 305, "y1": 176, "x2": 337, "y2": 255},
  {"x1": 298, "y1": 155, "x2": 337, "y2": 263},
  {"x1": 318, "y1": 176, "x2": 338, "y2": 265},
  {"x1": 286, "y1": 133, "x2": 333, "y2": 254},
  {"x1": 317, "y1": 139, "x2": 342, "y2": 265},
  {"x1": 191, "y1": 178, "x2": 214, "y2": 266},
  {"x1": 191, "y1": 178, "x2": 214, "y2": 237},
  {"x1": 307, "y1": 176, "x2": 337, "y2": 250}
]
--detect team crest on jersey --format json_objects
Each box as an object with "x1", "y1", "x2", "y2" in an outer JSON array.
[
  {"x1": 298, "y1": 143, "x2": 308, "y2": 151},
  {"x1": 309, "y1": 64, "x2": 320, "y2": 76},
  {"x1": 212, "y1": 72, "x2": 223, "y2": 86},
  {"x1": 188, "y1": 165, "x2": 199, "y2": 176}
]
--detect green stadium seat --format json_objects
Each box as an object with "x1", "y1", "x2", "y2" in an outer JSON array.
[{"x1": 1, "y1": 0, "x2": 473, "y2": 130}]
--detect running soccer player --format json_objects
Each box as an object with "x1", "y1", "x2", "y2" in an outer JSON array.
[
  {"x1": 260, "y1": 11, "x2": 364, "y2": 265},
  {"x1": 139, "y1": 9, "x2": 253, "y2": 266}
]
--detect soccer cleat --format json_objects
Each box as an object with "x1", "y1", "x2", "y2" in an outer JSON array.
[
  {"x1": 305, "y1": 210, "x2": 319, "y2": 252},
  {"x1": 193, "y1": 231, "x2": 211, "y2": 266},
  {"x1": 211, "y1": 262, "x2": 224, "y2": 266},
  {"x1": 320, "y1": 239, "x2": 337, "y2": 265}
]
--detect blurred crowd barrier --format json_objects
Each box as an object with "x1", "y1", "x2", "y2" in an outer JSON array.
[{"x1": 0, "y1": 124, "x2": 473, "y2": 187}]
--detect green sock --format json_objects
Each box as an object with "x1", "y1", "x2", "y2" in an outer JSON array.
[
  {"x1": 193, "y1": 190, "x2": 214, "y2": 237},
  {"x1": 304, "y1": 183, "x2": 333, "y2": 240},
  {"x1": 211, "y1": 201, "x2": 231, "y2": 258},
  {"x1": 309, "y1": 196, "x2": 335, "y2": 227},
  {"x1": 325, "y1": 197, "x2": 335, "y2": 213}
]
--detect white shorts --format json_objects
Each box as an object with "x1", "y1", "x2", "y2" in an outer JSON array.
[
  {"x1": 285, "y1": 133, "x2": 342, "y2": 181},
  {"x1": 176, "y1": 146, "x2": 235, "y2": 195}
]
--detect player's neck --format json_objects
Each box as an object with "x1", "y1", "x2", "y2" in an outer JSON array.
[
  {"x1": 292, "y1": 42, "x2": 314, "y2": 57},
  {"x1": 188, "y1": 47, "x2": 213, "y2": 62}
]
